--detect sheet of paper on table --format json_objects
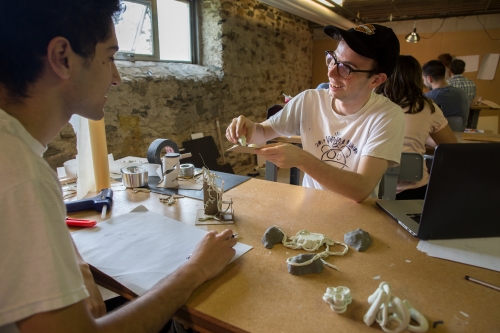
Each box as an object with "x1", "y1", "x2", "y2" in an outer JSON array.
[
  {"x1": 481, "y1": 100, "x2": 500, "y2": 108},
  {"x1": 417, "y1": 237, "x2": 500, "y2": 272},
  {"x1": 226, "y1": 145, "x2": 258, "y2": 154},
  {"x1": 72, "y1": 205, "x2": 252, "y2": 296}
]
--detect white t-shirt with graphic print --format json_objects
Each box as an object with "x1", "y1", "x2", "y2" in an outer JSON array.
[{"x1": 268, "y1": 89, "x2": 404, "y2": 198}]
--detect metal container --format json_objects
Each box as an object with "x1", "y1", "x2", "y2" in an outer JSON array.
[{"x1": 121, "y1": 166, "x2": 148, "y2": 188}]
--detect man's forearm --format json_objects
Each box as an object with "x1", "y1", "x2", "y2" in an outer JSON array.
[
  {"x1": 297, "y1": 152, "x2": 386, "y2": 202},
  {"x1": 249, "y1": 121, "x2": 278, "y2": 145},
  {"x1": 96, "y1": 263, "x2": 205, "y2": 333}
]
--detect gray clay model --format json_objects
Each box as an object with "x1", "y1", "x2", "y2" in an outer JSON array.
[
  {"x1": 261, "y1": 226, "x2": 285, "y2": 249},
  {"x1": 287, "y1": 253, "x2": 324, "y2": 275},
  {"x1": 344, "y1": 228, "x2": 372, "y2": 252}
]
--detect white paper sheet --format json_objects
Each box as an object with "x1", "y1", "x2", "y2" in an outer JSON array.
[
  {"x1": 72, "y1": 205, "x2": 252, "y2": 296},
  {"x1": 477, "y1": 54, "x2": 500, "y2": 80},
  {"x1": 417, "y1": 237, "x2": 500, "y2": 272},
  {"x1": 481, "y1": 100, "x2": 500, "y2": 108},
  {"x1": 455, "y1": 55, "x2": 479, "y2": 72}
]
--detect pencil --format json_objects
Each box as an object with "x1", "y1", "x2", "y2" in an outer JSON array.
[{"x1": 465, "y1": 276, "x2": 500, "y2": 292}]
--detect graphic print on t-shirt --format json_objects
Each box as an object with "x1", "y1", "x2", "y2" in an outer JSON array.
[{"x1": 315, "y1": 132, "x2": 358, "y2": 169}]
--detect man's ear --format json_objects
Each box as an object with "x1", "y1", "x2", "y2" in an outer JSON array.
[
  {"x1": 370, "y1": 73, "x2": 387, "y2": 88},
  {"x1": 46, "y1": 37, "x2": 76, "y2": 80}
]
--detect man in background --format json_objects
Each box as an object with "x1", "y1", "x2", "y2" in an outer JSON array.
[
  {"x1": 227, "y1": 24, "x2": 404, "y2": 203},
  {"x1": 0, "y1": 1, "x2": 236, "y2": 332},
  {"x1": 448, "y1": 59, "x2": 476, "y2": 104},
  {"x1": 423, "y1": 60, "x2": 470, "y2": 130}
]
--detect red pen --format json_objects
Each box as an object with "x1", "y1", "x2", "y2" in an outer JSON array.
[{"x1": 66, "y1": 218, "x2": 97, "y2": 228}]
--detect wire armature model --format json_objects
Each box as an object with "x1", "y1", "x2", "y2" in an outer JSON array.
[{"x1": 196, "y1": 167, "x2": 234, "y2": 224}]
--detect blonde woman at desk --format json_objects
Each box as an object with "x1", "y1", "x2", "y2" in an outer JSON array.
[{"x1": 375, "y1": 55, "x2": 457, "y2": 199}]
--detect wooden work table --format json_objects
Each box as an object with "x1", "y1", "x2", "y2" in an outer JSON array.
[
  {"x1": 468, "y1": 102, "x2": 500, "y2": 130},
  {"x1": 70, "y1": 179, "x2": 500, "y2": 333}
]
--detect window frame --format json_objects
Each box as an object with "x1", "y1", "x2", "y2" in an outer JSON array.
[{"x1": 115, "y1": 0, "x2": 199, "y2": 64}]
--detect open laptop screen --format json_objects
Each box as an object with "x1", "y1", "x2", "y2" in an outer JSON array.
[{"x1": 418, "y1": 143, "x2": 500, "y2": 239}]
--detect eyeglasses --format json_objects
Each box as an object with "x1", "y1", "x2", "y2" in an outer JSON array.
[{"x1": 325, "y1": 51, "x2": 378, "y2": 79}]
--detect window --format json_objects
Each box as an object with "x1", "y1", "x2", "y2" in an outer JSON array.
[{"x1": 114, "y1": 0, "x2": 198, "y2": 63}]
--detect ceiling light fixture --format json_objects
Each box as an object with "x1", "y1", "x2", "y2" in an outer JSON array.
[{"x1": 405, "y1": 21, "x2": 420, "y2": 43}]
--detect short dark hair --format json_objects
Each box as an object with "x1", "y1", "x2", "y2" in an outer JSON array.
[
  {"x1": 422, "y1": 60, "x2": 446, "y2": 80},
  {"x1": 437, "y1": 53, "x2": 453, "y2": 67},
  {"x1": 0, "y1": 0, "x2": 122, "y2": 100},
  {"x1": 450, "y1": 59, "x2": 466, "y2": 75},
  {"x1": 375, "y1": 55, "x2": 435, "y2": 115}
]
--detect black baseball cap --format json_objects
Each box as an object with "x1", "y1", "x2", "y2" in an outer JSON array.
[{"x1": 324, "y1": 24, "x2": 400, "y2": 77}]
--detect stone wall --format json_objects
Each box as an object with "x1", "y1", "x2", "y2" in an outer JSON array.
[{"x1": 44, "y1": 0, "x2": 313, "y2": 174}]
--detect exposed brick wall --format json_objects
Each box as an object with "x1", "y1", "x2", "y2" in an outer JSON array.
[{"x1": 45, "y1": 0, "x2": 313, "y2": 174}]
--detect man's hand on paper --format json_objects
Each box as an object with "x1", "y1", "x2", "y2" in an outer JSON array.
[
  {"x1": 226, "y1": 115, "x2": 256, "y2": 144},
  {"x1": 187, "y1": 229, "x2": 237, "y2": 281}
]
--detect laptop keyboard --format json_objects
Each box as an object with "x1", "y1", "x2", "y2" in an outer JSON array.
[{"x1": 406, "y1": 213, "x2": 421, "y2": 224}]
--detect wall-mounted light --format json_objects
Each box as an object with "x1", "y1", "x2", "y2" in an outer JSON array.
[{"x1": 405, "y1": 21, "x2": 420, "y2": 43}]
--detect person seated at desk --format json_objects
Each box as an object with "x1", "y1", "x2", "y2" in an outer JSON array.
[
  {"x1": 0, "y1": 1, "x2": 236, "y2": 333},
  {"x1": 422, "y1": 60, "x2": 469, "y2": 130},
  {"x1": 448, "y1": 59, "x2": 476, "y2": 104},
  {"x1": 437, "y1": 53, "x2": 453, "y2": 81},
  {"x1": 226, "y1": 24, "x2": 404, "y2": 203},
  {"x1": 375, "y1": 55, "x2": 457, "y2": 200}
]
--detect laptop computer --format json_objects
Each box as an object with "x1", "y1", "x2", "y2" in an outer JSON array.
[{"x1": 376, "y1": 143, "x2": 500, "y2": 240}]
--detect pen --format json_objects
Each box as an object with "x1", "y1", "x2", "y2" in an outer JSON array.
[{"x1": 465, "y1": 276, "x2": 500, "y2": 292}]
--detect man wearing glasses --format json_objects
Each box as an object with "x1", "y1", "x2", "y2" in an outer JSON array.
[{"x1": 226, "y1": 24, "x2": 404, "y2": 202}]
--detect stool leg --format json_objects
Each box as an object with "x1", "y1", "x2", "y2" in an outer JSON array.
[
  {"x1": 290, "y1": 167, "x2": 300, "y2": 185},
  {"x1": 265, "y1": 160, "x2": 278, "y2": 182}
]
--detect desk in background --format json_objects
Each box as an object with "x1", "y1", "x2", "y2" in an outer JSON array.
[
  {"x1": 71, "y1": 179, "x2": 500, "y2": 333},
  {"x1": 468, "y1": 102, "x2": 500, "y2": 130}
]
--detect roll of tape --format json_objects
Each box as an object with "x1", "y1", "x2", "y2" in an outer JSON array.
[
  {"x1": 180, "y1": 163, "x2": 195, "y2": 177},
  {"x1": 121, "y1": 166, "x2": 149, "y2": 188},
  {"x1": 147, "y1": 139, "x2": 180, "y2": 165}
]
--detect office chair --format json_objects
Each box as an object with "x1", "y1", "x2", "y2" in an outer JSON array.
[
  {"x1": 378, "y1": 152, "x2": 424, "y2": 200},
  {"x1": 445, "y1": 116, "x2": 463, "y2": 132}
]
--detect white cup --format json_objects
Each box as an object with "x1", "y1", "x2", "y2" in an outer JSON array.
[{"x1": 63, "y1": 159, "x2": 78, "y2": 178}]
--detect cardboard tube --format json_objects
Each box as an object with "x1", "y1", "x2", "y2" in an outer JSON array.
[{"x1": 88, "y1": 118, "x2": 111, "y2": 191}]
